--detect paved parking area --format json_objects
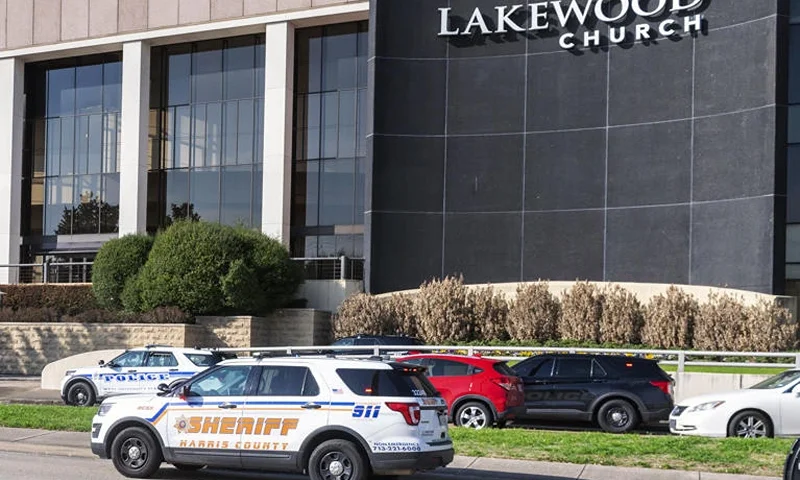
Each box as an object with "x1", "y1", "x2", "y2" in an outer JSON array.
[{"x1": 0, "y1": 377, "x2": 60, "y2": 404}]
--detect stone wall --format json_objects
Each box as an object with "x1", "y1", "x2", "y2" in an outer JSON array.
[{"x1": 0, "y1": 309, "x2": 332, "y2": 375}]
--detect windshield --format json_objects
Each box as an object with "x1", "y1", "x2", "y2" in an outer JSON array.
[{"x1": 749, "y1": 370, "x2": 800, "y2": 390}]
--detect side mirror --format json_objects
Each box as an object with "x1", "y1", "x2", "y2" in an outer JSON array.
[
  {"x1": 157, "y1": 383, "x2": 170, "y2": 393},
  {"x1": 179, "y1": 384, "x2": 191, "y2": 401},
  {"x1": 98, "y1": 360, "x2": 105, "y2": 366}
]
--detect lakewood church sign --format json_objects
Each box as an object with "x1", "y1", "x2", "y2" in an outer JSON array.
[{"x1": 438, "y1": 0, "x2": 705, "y2": 50}]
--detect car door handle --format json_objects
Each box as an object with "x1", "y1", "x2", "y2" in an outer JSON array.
[
  {"x1": 169, "y1": 369, "x2": 179, "y2": 372},
  {"x1": 218, "y1": 403, "x2": 237, "y2": 409},
  {"x1": 127, "y1": 370, "x2": 137, "y2": 373},
  {"x1": 302, "y1": 403, "x2": 322, "y2": 410}
]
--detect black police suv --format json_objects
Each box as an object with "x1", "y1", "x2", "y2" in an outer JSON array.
[
  {"x1": 330, "y1": 334, "x2": 425, "y2": 355},
  {"x1": 511, "y1": 354, "x2": 674, "y2": 433}
]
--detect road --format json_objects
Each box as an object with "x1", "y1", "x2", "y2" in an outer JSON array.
[{"x1": 0, "y1": 451, "x2": 570, "y2": 480}]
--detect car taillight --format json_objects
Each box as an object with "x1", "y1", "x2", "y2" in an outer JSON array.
[
  {"x1": 492, "y1": 376, "x2": 516, "y2": 391},
  {"x1": 385, "y1": 402, "x2": 421, "y2": 426},
  {"x1": 650, "y1": 380, "x2": 672, "y2": 397}
]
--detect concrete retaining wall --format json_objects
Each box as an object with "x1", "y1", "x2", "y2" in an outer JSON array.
[
  {"x1": 673, "y1": 372, "x2": 772, "y2": 403},
  {"x1": 0, "y1": 309, "x2": 332, "y2": 375}
]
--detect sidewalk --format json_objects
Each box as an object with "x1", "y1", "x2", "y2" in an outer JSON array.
[
  {"x1": 0, "y1": 377, "x2": 60, "y2": 404},
  {"x1": 0, "y1": 427, "x2": 780, "y2": 480}
]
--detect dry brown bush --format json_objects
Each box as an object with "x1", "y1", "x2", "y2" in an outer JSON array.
[
  {"x1": 333, "y1": 293, "x2": 392, "y2": 338},
  {"x1": 384, "y1": 294, "x2": 418, "y2": 338},
  {"x1": 507, "y1": 283, "x2": 559, "y2": 342},
  {"x1": 470, "y1": 286, "x2": 509, "y2": 341},
  {"x1": 694, "y1": 293, "x2": 748, "y2": 351},
  {"x1": 642, "y1": 286, "x2": 697, "y2": 348},
  {"x1": 600, "y1": 285, "x2": 644, "y2": 345},
  {"x1": 559, "y1": 281, "x2": 603, "y2": 343},
  {"x1": 745, "y1": 300, "x2": 798, "y2": 352},
  {"x1": 413, "y1": 276, "x2": 477, "y2": 344}
]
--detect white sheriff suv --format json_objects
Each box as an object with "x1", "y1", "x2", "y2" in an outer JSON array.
[
  {"x1": 90, "y1": 356, "x2": 454, "y2": 479},
  {"x1": 61, "y1": 346, "x2": 223, "y2": 406}
]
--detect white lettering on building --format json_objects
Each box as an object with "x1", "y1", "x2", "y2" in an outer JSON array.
[{"x1": 438, "y1": 0, "x2": 706, "y2": 50}]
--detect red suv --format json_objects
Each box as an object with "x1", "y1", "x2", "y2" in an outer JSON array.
[{"x1": 396, "y1": 354, "x2": 525, "y2": 429}]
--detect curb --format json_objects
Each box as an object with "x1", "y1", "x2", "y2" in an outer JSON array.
[{"x1": 0, "y1": 441, "x2": 92, "y2": 459}]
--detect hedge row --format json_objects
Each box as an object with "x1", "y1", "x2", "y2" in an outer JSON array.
[
  {"x1": 0, "y1": 306, "x2": 192, "y2": 324},
  {"x1": 0, "y1": 284, "x2": 98, "y2": 315},
  {"x1": 334, "y1": 277, "x2": 798, "y2": 352}
]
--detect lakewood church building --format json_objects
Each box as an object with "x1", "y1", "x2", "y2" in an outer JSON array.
[{"x1": 0, "y1": 0, "x2": 796, "y2": 299}]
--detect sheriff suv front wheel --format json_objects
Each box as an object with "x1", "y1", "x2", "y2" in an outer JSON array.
[{"x1": 111, "y1": 426, "x2": 162, "y2": 478}]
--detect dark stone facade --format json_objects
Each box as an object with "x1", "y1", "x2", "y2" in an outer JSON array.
[{"x1": 365, "y1": 0, "x2": 788, "y2": 294}]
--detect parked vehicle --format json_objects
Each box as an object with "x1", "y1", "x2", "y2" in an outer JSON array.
[
  {"x1": 785, "y1": 437, "x2": 800, "y2": 479},
  {"x1": 511, "y1": 354, "x2": 674, "y2": 433},
  {"x1": 60, "y1": 346, "x2": 226, "y2": 407},
  {"x1": 90, "y1": 356, "x2": 453, "y2": 479},
  {"x1": 396, "y1": 354, "x2": 525, "y2": 429},
  {"x1": 331, "y1": 334, "x2": 425, "y2": 356},
  {"x1": 671, "y1": 369, "x2": 800, "y2": 438}
]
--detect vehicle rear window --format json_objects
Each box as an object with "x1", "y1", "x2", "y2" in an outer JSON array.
[
  {"x1": 493, "y1": 362, "x2": 517, "y2": 376},
  {"x1": 186, "y1": 353, "x2": 219, "y2": 367},
  {"x1": 337, "y1": 368, "x2": 438, "y2": 397},
  {"x1": 604, "y1": 358, "x2": 670, "y2": 379}
]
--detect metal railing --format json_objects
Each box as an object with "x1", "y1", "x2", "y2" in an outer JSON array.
[
  {"x1": 292, "y1": 257, "x2": 365, "y2": 281},
  {"x1": 0, "y1": 262, "x2": 93, "y2": 284},
  {"x1": 208, "y1": 344, "x2": 800, "y2": 373},
  {"x1": 0, "y1": 257, "x2": 365, "y2": 284}
]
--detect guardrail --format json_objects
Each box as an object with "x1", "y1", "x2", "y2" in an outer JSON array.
[
  {"x1": 0, "y1": 262, "x2": 93, "y2": 284},
  {"x1": 0, "y1": 257, "x2": 365, "y2": 284},
  {"x1": 208, "y1": 344, "x2": 800, "y2": 373}
]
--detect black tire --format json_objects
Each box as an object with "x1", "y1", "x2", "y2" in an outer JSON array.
[
  {"x1": 66, "y1": 381, "x2": 96, "y2": 407},
  {"x1": 728, "y1": 410, "x2": 773, "y2": 438},
  {"x1": 596, "y1": 399, "x2": 639, "y2": 434},
  {"x1": 308, "y1": 439, "x2": 367, "y2": 480},
  {"x1": 454, "y1": 401, "x2": 493, "y2": 430},
  {"x1": 784, "y1": 438, "x2": 800, "y2": 480},
  {"x1": 172, "y1": 463, "x2": 204, "y2": 471},
  {"x1": 110, "y1": 426, "x2": 162, "y2": 478}
]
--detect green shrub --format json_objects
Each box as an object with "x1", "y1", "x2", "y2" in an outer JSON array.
[
  {"x1": 127, "y1": 222, "x2": 302, "y2": 316},
  {"x1": 413, "y1": 276, "x2": 477, "y2": 344},
  {"x1": 0, "y1": 307, "x2": 58, "y2": 322},
  {"x1": 0, "y1": 284, "x2": 97, "y2": 315},
  {"x1": 507, "y1": 282, "x2": 559, "y2": 342},
  {"x1": 642, "y1": 286, "x2": 697, "y2": 349},
  {"x1": 559, "y1": 281, "x2": 603, "y2": 343},
  {"x1": 600, "y1": 285, "x2": 644, "y2": 345},
  {"x1": 91, "y1": 234, "x2": 154, "y2": 310}
]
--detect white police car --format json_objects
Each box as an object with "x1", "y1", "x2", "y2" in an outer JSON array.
[
  {"x1": 61, "y1": 346, "x2": 222, "y2": 406},
  {"x1": 90, "y1": 356, "x2": 454, "y2": 479}
]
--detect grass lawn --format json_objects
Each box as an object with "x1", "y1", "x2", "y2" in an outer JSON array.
[
  {"x1": 660, "y1": 365, "x2": 788, "y2": 375},
  {"x1": 0, "y1": 405, "x2": 792, "y2": 477},
  {"x1": 0, "y1": 404, "x2": 96, "y2": 432},
  {"x1": 451, "y1": 428, "x2": 793, "y2": 477}
]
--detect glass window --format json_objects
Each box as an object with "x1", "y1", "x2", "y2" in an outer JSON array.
[
  {"x1": 591, "y1": 360, "x2": 607, "y2": 378},
  {"x1": 256, "y1": 366, "x2": 320, "y2": 396},
  {"x1": 336, "y1": 368, "x2": 438, "y2": 397},
  {"x1": 110, "y1": 351, "x2": 147, "y2": 368},
  {"x1": 354, "y1": 338, "x2": 377, "y2": 346},
  {"x1": 291, "y1": 23, "x2": 367, "y2": 258},
  {"x1": 23, "y1": 55, "x2": 122, "y2": 241},
  {"x1": 787, "y1": 225, "x2": 800, "y2": 263},
  {"x1": 532, "y1": 359, "x2": 554, "y2": 379},
  {"x1": 554, "y1": 358, "x2": 592, "y2": 378},
  {"x1": 189, "y1": 366, "x2": 252, "y2": 397},
  {"x1": 332, "y1": 338, "x2": 354, "y2": 346},
  {"x1": 148, "y1": 36, "x2": 265, "y2": 230},
  {"x1": 185, "y1": 354, "x2": 219, "y2": 367},
  {"x1": 428, "y1": 359, "x2": 471, "y2": 377},
  {"x1": 146, "y1": 352, "x2": 179, "y2": 367}
]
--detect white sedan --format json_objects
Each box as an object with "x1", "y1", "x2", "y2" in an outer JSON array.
[{"x1": 670, "y1": 370, "x2": 800, "y2": 438}]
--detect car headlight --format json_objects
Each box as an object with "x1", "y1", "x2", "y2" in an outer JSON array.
[
  {"x1": 97, "y1": 404, "x2": 114, "y2": 416},
  {"x1": 687, "y1": 401, "x2": 725, "y2": 413},
  {"x1": 64, "y1": 370, "x2": 76, "y2": 377}
]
